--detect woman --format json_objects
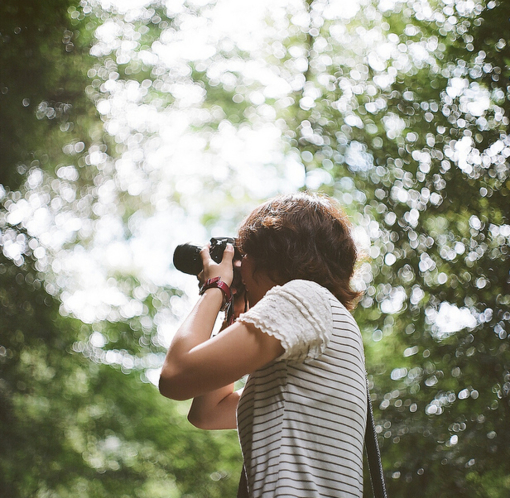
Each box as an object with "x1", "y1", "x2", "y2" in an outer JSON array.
[{"x1": 159, "y1": 193, "x2": 367, "y2": 497}]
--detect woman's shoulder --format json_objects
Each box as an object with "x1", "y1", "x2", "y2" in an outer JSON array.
[
  {"x1": 240, "y1": 279, "x2": 335, "y2": 362},
  {"x1": 273, "y1": 280, "x2": 356, "y2": 330},
  {"x1": 270, "y1": 278, "x2": 327, "y2": 293},
  {"x1": 269, "y1": 279, "x2": 337, "y2": 304}
]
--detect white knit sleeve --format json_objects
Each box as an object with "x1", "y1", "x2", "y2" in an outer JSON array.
[{"x1": 238, "y1": 279, "x2": 334, "y2": 363}]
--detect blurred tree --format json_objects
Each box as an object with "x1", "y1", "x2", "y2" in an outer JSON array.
[
  {"x1": 0, "y1": 0, "x2": 98, "y2": 190},
  {"x1": 0, "y1": 1, "x2": 242, "y2": 496},
  {"x1": 0, "y1": 247, "x2": 241, "y2": 497},
  {"x1": 264, "y1": 0, "x2": 510, "y2": 496}
]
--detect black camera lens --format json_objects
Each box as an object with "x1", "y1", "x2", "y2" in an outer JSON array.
[
  {"x1": 173, "y1": 237, "x2": 237, "y2": 275},
  {"x1": 173, "y1": 243, "x2": 202, "y2": 275}
]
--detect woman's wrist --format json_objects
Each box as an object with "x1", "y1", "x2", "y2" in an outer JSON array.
[{"x1": 200, "y1": 277, "x2": 232, "y2": 311}]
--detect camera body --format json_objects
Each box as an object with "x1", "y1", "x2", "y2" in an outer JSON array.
[{"x1": 173, "y1": 237, "x2": 237, "y2": 275}]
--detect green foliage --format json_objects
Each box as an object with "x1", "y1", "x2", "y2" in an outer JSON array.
[
  {"x1": 1, "y1": 0, "x2": 510, "y2": 496},
  {"x1": 0, "y1": 251, "x2": 241, "y2": 497},
  {"x1": 268, "y1": 0, "x2": 510, "y2": 495},
  {"x1": 0, "y1": 1, "x2": 243, "y2": 496},
  {"x1": 0, "y1": 0, "x2": 100, "y2": 190}
]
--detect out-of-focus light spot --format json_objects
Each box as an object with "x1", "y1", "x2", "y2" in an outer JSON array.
[
  {"x1": 27, "y1": 169, "x2": 44, "y2": 189},
  {"x1": 383, "y1": 113, "x2": 405, "y2": 138},
  {"x1": 437, "y1": 272, "x2": 448, "y2": 284},
  {"x1": 305, "y1": 169, "x2": 332, "y2": 190},
  {"x1": 97, "y1": 99, "x2": 111, "y2": 114},
  {"x1": 385, "y1": 253, "x2": 396, "y2": 265},
  {"x1": 391, "y1": 368, "x2": 408, "y2": 380},
  {"x1": 57, "y1": 166, "x2": 79, "y2": 181},
  {"x1": 323, "y1": 0, "x2": 361, "y2": 20},
  {"x1": 425, "y1": 401, "x2": 441, "y2": 415},
  {"x1": 404, "y1": 346, "x2": 419, "y2": 357},
  {"x1": 345, "y1": 115, "x2": 363, "y2": 128},
  {"x1": 380, "y1": 286, "x2": 406, "y2": 314},
  {"x1": 90, "y1": 331, "x2": 107, "y2": 348},
  {"x1": 346, "y1": 141, "x2": 374, "y2": 171},
  {"x1": 372, "y1": 330, "x2": 383, "y2": 342},
  {"x1": 145, "y1": 368, "x2": 162, "y2": 386},
  {"x1": 430, "y1": 302, "x2": 477, "y2": 337}
]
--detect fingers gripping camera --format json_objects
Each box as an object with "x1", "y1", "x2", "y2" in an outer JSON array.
[
  {"x1": 173, "y1": 237, "x2": 245, "y2": 324},
  {"x1": 173, "y1": 237, "x2": 239, "y2": 275}
]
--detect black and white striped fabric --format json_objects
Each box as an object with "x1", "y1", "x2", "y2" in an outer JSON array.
[{"x1": 237, "y1": 280, "x2": 367, "y2": 498}]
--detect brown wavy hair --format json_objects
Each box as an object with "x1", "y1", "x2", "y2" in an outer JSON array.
[{"x1": 237, "y1": 192, "x2": 362, "y2": 310}]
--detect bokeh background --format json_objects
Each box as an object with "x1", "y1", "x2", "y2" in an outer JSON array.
[{"x1": 1, "y1": 0, "x2": 509, "y2": 496}]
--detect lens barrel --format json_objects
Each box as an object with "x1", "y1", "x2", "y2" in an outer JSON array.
[
  {"x1": 173, "y1": 243, "x2": 202, "y2": 275},
  {"x1": 173, "y1": 237, "x2": 236, "y2": 275}
]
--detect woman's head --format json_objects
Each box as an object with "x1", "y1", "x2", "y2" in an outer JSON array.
[{"x1": 237, "y1": 192, "x2": 362, "y2": 310}]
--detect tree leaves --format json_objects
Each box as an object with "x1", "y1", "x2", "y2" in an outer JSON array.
[{"x1": 1, "y1": 0, "x2": 509, "y2": 496}]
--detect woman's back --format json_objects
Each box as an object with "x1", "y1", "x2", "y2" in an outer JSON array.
[{"x1": 237, "y1": 280, "x2": 367, "y2": 498}]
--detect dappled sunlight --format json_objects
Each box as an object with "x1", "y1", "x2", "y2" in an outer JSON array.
[{"x1": 1, "y1": 0, "x2": 510, "y2": 495}]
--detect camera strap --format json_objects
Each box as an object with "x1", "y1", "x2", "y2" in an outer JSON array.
[
  {"x1": 226, "y1": 286, "x2": 249, "y2": 326},
  {"x1": 365, "y1": 378, "x2": 388, "y2": 498}
]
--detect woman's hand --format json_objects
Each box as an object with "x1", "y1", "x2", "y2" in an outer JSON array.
[
  {"x1": 159, "y1": 241, "x2": 283, "y2": 403},
  {"x1": 200, "y1": 242, "x2": 235, "y2": 287}
]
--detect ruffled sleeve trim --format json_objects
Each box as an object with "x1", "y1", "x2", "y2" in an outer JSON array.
[{"x1": 238, "y1": 280, "x2": 334, "y2": 363}]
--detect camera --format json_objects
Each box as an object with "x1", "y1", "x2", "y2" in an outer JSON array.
[
  {"x1": 173, "y1": 237, "x2": 246, "y2": 323},
  {"x1": 173, "y1": 237, "x2": 238, "y2": 275}
]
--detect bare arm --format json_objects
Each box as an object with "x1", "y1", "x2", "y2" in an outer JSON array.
[
  {"x1": 188, "y1": 384, "x2": 241, "y2": 430},
  {"x1": 159, "y1": 243, "x2": 283, "y2": 414},
  {"x1": 159, "y1": 306, "x2": 283, "y2": 400},
  {"x1": 187, "y1": 291, "x2": 247, "y2": 431}
]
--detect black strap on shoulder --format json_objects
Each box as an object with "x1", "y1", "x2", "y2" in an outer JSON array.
[{"x1": 365, "y1": 380, "x2": 388, "y2": 498}]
